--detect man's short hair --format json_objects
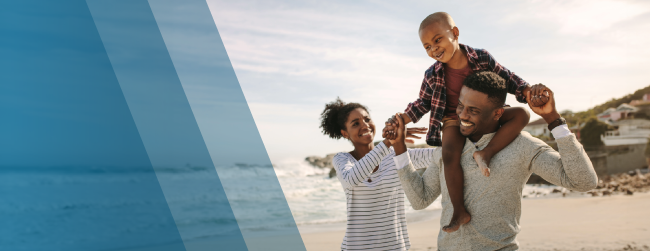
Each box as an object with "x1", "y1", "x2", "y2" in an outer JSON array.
[
  {"x1": 419, "y1": 12, "x2": 456, "y2": 32},
  {"x1": 462, "y1": 71, "x2": 507, "y2": 108}
]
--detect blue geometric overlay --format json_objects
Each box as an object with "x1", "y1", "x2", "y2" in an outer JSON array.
[
  {"x1": 1, "y1": 1, "x2": 187, "y2": 250},
  {"x1": 1, "y1": 0, "x2": 305, "y2": 250}
]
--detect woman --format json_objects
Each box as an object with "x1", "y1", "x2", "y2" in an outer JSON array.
[{"x1": 320, "y1": 98, "x2": 434, "y2": 251}]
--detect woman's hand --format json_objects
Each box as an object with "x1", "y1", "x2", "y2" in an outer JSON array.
[{"x1": 404, "y1": 127, "x2": 427, "y2": 144}]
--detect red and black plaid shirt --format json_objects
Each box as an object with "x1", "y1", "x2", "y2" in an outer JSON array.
[{"x1": 404, "y1": 44, "x2": 529, "y2": 146}]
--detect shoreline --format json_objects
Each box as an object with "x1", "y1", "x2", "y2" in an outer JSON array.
[
  {"x1": 300, "y1": 192, "x2": 650, "y2": 251},
  {"x1": 294, "y1": 184, "x2": 591, "y2": 236},
  {"x1": 297, "y1": 208, "x2": 442, "y2": 234}
]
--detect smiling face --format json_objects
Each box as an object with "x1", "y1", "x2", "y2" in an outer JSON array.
[
  {"x1": 340, "y1": 108, "x2": 375, "y2": 145},
  {"x1": 456, "y1": 86, "x2": 504, "y2": 142},
  {"x1": 419, "y1": 21, "x2": 461, "y2": 64}
]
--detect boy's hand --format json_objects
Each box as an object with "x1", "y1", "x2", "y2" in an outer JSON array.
[
  {"x1": 525, "y1": 84, "x2": 550, "y2": 107},
  {"x1": 526, "y1": 84, "x2": 561, "y2": 123},
  {"x1": 473, "y1": 150, "x2": 493, "y2": 177},
  {"x1": 385, "y1": 113, "x2": 412, "y2": 136},
  {"x1": 386, "y1": 113, "x2": 412, "y2": 125}
]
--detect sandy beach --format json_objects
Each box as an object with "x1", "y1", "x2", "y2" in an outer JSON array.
[{"x1": 300, "y1": 192, "x2": 650, "y2": 251}]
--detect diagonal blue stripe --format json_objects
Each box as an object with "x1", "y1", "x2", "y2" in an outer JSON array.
[
  {"x1": 86, "y1": 0, "x2": 250, "y2": 250},
  {"x1": 148, "y1": 0, "x2": 306, "y2": 250}
]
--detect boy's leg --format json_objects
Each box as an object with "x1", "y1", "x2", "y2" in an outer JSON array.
[{"x1": 441, "y1": 119, "x2": 471, "y2": 233}]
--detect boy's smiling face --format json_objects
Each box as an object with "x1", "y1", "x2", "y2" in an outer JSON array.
[{"x1": 419, "y1": 22, "x2": 461, "y2": 64}]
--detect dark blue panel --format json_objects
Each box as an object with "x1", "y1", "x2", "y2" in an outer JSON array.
[{"x1": 0, "y1": 1, "x2": 185, "y2": 250}]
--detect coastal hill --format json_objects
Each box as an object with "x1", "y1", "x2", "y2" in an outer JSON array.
[{"x1": 563, "y1": 84, "x2": 650, "y2": 127}]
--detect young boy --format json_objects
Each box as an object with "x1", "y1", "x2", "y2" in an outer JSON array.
[{"x1": 388, "y1": 12, "x2": 547, "y2": 233}]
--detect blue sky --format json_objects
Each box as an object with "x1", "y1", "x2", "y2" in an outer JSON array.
[{"x1": 206, "y1": 0, "x2": 650, "y2": 162}]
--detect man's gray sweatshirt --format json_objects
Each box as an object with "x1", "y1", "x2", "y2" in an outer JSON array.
[{"x1": 396, "y1": 131, "x2": 598, "y2": 250}]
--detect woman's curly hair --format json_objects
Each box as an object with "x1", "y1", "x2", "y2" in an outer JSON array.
[{"x1": 320, "y1": 97, "x2": 369, "y2": 139}]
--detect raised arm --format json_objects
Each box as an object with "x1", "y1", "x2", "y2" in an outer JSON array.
[
  {"x1": 407, "y1": 148, "x2": 437, "y2": 170},
  {"x1": 526, "y1": 84, "x2": 597, "y2": 192},
  {"x1": 395, "y1": 150, "x2": 443, "y2": 209},
  {"x1": 391, "y1": 113, "x2": 442, "y2": 209},
  {"x1": 483, "y1": 49, "x2": 530, "y2": 104},
  {"x1": 529, "y1": 133, "x2": 597, "y2": 192},
  {"x1": 332, "y1": 142, "x2": 391, "y2": 190},
  {"x1": 404, "y1": 70, "x2": 435, "y2": 124}
]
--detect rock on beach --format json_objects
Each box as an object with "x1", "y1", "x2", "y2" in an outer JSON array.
[
  {"x1": 593, "y1": 169, "x2": 650, "y2": 196},
  {"x1": 305, "y1": 154, "x2": 336, "y2": 178}
]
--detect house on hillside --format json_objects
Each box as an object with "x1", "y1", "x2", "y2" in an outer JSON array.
[
  {"x1": 629, "y1": 93, "x2": 650, "y2": 106},
  {"x1": 523, "y1": 118, "x2": 550, "y2": 138},
  {"x1": 601, "y1": 119, "x2": 650, "y2": 146},
  {"x1": 597, "y1": 104, "x2": 638, "y2": 123}
]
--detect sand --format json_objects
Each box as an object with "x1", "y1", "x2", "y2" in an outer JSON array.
[{"x1": 300, "y1": 192, "x2": 650, "y2": 251}]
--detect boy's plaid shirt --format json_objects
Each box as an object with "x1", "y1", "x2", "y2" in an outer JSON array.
[{"x1": 404, "y1": 44, "x2": 529, "y2": 146}]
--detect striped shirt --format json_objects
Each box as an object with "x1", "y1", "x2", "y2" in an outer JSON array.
[{"x1": 333, "y1": 142, "x2": 435, "y2": 251}]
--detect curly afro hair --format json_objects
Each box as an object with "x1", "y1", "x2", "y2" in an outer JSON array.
[
  {"x1": 320, "y1": 97, "x2": 369, "y2": 140},
  {"x1": 462, "y1": 71, "x2": 507, "y2": 108}
]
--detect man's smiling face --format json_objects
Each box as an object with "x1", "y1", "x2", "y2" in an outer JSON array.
[{"x1": 456, "y1": 86, "x2": 503, "y2": 142}]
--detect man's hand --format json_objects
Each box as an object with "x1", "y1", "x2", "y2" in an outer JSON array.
[
  {"x1": 389, "y1": 113, "x2": 418, "y2": 156},
  {"x1": 525, "y1": 84, "x2": 560, "y2": 124},
  {"x1": 525, "y1": 84, "x2": 550, "y2": 108},
  {"x1": 391, "y1": 113, "x2": 406, "y2": 155}
]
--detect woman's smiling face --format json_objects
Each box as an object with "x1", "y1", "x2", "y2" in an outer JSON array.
[{"x1": 341, "y1": 108, "x2": 375, "y2": 145}]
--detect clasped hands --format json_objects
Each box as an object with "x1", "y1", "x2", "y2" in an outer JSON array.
[{"x1": 382, "y1": 113, "x2": 427, "y2": 150}]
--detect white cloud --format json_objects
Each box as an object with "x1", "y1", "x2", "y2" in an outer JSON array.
[
  {"x1": 206, "y1": 0, "x2": 650, "y2": 162},
  {"x1": 501, "y1": 0, "x2": 649, "y2": 36}
]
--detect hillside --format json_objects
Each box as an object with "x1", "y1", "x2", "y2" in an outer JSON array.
[{"x1": 563, "y1": 85, "x2": 650, "y2": 127}]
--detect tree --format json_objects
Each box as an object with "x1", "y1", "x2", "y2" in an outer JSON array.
[
  {"x1": 565, "y1": 85, "x2": 650, "y2": 129},
  {"x1": 580, "y1": 118, "x2": 611, "y2": 147}
]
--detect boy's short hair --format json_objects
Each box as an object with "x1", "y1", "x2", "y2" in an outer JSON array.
[
  {"x1": 419, "y1": 12, "x2": 456, "y2": 32},
  {"x1": 462, "y1": 71, "x2": 507, "y2": 108}
]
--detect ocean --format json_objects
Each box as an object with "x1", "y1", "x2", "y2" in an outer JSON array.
[{"x1": 1, "y1": 160, "x2": 559, "y2": 250}]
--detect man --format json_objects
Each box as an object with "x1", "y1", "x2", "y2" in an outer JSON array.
[{"x1": 390, "y1": 71, "x2": 598, "y2": 250}]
